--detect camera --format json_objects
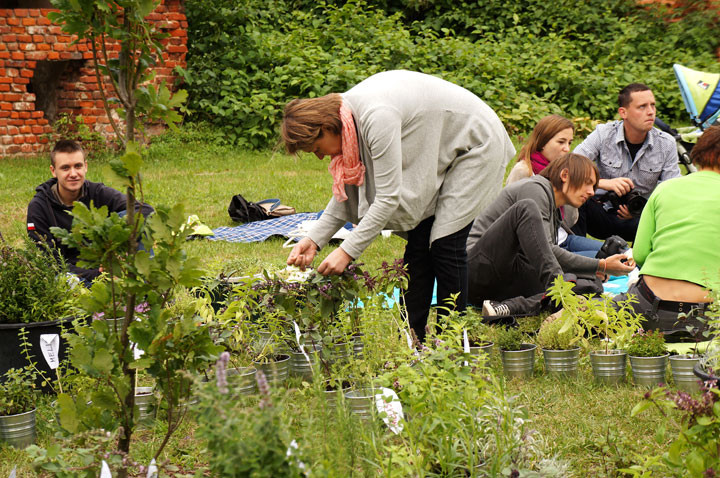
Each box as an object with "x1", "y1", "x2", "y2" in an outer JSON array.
[{"x1": 600, "y1": 189, "x2": 647, "y2": 217}]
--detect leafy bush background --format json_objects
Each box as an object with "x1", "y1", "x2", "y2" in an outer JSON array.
[{"x1": 183, "y1": 0, "x2": 720, "y2": 149}]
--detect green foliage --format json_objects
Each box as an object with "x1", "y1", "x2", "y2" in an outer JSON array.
[
  {"x1": 536, "y1": 315, "x2": 578, "y2": 351},
  {"x1": 196, "y1": 356, "x2": 305, "y2": 478},
  {"x1": 625, "y1": 330, "x2": 668, "y2": 358},
  {"x1": 0, "y1": 240, "x2": 76, "y2": 324},
  {"x1": 626, "y1": 384, "x2": 720, "y2": 477},
  {"x1": 494, "y1": 326, "x2": 526, "y2": 351},
  {"x1": 184, "y1": 0, "x2": 720, "y2": 148},
  {"x1": 546, "y1": 277, "x2": 643, "y2": 352},
  {"x1": 0, "y1": 367, "x2": 37, "y2": 416}
]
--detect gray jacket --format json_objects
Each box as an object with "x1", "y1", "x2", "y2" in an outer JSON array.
[
  {"x1": 307, "y1": 70, "x2": 515, "y2": 259},
  {"x1": 466, "y1": 175, "x2": 599, "y2": 276}
]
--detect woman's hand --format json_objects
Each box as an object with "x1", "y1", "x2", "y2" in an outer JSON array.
[
  {"x1": 287, "y1": 237, "x2": 318, "y2": 269},
  {"x1": 604, "y1": 254, "x2": 636, "y2": 276},
  {"x1": 317, "y1": 247, "x2": 353, "y2": 276}
]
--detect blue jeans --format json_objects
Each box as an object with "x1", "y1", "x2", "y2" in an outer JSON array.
[{"x1": 559, "y1": 234, "x2": 602, "y2": 258}]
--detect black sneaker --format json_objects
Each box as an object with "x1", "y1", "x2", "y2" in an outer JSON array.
[{"x1": 482, "y1": 300, "x2": 511, "y2": 317}]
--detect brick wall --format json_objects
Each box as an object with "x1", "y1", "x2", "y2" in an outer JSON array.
[{"x1": 0, "y1": 0, "x2": 187, "y2": 157}]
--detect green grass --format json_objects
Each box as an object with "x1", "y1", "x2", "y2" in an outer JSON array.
[{"x1": 0, "y1": 128, "x2": 678, "y2": 477}]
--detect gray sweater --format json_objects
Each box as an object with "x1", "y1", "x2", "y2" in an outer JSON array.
[
  {"x1": 307, "y1": 70, "x2": 515, "y2": 259},
  {"x1": 466, "y1": 175, "x2": 599, "y2": 275}
]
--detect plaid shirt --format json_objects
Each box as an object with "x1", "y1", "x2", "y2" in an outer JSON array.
[{"x1": 574, "y1": 120, "x2": 680, "y2": 197}]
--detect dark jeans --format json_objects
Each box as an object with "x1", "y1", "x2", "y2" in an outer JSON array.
[
  {"x1": 614, "y1": 277, "x2": 708, "y2": 340},
  {"x1": 467, "y1": 199, "x2": 562, "y2": 315},
  {"x1": 571, "y1": 197, "x2": 640, "y2": 242},
  {"x1": 403, "y1": 216, "x2": 473, "y2": 344}
]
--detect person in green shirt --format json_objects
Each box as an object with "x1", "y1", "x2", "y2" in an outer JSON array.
[{"x1": 615, "y1": 125, "x2": 720, "y2": 338}]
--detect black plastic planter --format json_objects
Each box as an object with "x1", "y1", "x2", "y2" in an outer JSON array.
[
  {"x1": 693, "y1": 362, "x2": 720, "y2": 385},
  {"x1": 0, "y1": 317, "x2": 75, "y2": 392}
]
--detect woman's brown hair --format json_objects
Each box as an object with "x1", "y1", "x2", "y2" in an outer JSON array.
[
  {"x1": 539, "y1": 152, "x2": 599, "y2": 191},
  {"x1": 516, "y1": 114, "x2": 574, "y2": 170},
  {"x1": 281, "y1": 93, "x2": 343, "y2": 154},
  {"x1": 691, "y1": 125, "x2": 720, "y2": 170}
]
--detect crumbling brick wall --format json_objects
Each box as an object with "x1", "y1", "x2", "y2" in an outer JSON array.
[{"x1": 0, "y1": 0, "x2": 187, "y2": 156}]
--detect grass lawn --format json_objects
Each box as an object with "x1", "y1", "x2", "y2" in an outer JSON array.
[{"x1": 0, "y1": 128, "x2": 678, "y2": 476}]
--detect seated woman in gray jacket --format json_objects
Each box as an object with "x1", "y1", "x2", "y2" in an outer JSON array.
[
  {"x1": 467, "y1": 153, "x2": 634, "y2": 316},
  {"x1": 281, "y1": 70, "x2": 515, "y2": 342}
]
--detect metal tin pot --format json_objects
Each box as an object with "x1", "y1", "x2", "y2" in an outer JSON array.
[
  {"x1": 226, "y1": 366, "x2": 257, "y2": 395},
  {"x1": 253, "y1": 354, "x2": 290, "y2": 385},
  {"x1": 590, "y1": 350, "x2": 627, "y2": 385},
  {"x1": 0, "y1": 408, "x2": 36, "y2": 448},
  {"x1": 670, "y1": 355, "x2": 701, "y2": 393},
  {"x1": 500, "y1": 344, "x2": 536, "y2": 379},
  {"x1": 629, "y1": 354, "x2": 669, "y2": 387},
  {"x1": 344, "y1": 387, "x2": 377, "y2": 420},
  {"x1": 289, "y1": 348, "x2": 321, "y2": 380},
  {"x1": 135, "y1": 386, "x2": 156, "y2": 424},
  {"x1": 542, "y1": 347, "x2": 580, "y2": 377}
]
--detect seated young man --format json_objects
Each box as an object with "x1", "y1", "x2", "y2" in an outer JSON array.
[
  {"x1": 27, "y1": 140, "x2": 154, "y2": 285},
  {"x1": 466, "y1": 153, "x2": 634, "y2": 316},
  {"x1": 613, "y1": 125, "x2": 720, "y2": 338}
]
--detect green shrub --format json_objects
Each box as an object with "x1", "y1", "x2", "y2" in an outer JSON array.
[
  {"x1": 0, "y1": 242, "x2": 76, "y2": 324},
  {"x1": 625, "y1": 329, "x2": 667, "y2": 357},
  {"x1": 536, "y1": 316, "x2": 578, "y2": 351},
  {"x1": 494, "y1": 326, "x2": 526, "y2": 351},
  {"x1": 184, "y1": 0, "x2": 720, "y2": 148},
  {"x1": 0, "y1": 367, "x2": 37, "y2": 416}
]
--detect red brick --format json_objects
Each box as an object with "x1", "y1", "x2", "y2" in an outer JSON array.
[
  {"x1": 40, "y1": 9, "x2": 57, "y2": 17},
  {"x1": 32, "y1": 34, "x2": 44, "y2": 42},
  {"x1": 17, "y1": 34, "x2": 31, "y2": 42},
  {"x1": 0, "y1": 118, "x2": 6, "y2": 125},
  {"x1": 6, "y1": 67, "x2": 17, "y2": 77},
  {"x1": 22, "y1": 17, "x2": 36, "y2": 26},
  {"x1": 47, "y1": 51, "x2": 59, "y2": 60},
  {"x1": 38, "y1": 135, "x2": 49, "y2": 143},
  {"x1": 11, "y1": 51, "x2": 23, "y2": 60},
  {"x1": 31, "y1": 111, "x2": 43, "y2": 118},
  {"x1": 14, "y1": 77, "x2": 28, "y2": 84},
  {"x1": 20, "y1": 69, "x2": 33, "y2": 78},
  {"x1": 83, "y1": 52, "x2": 93, "y2": 60},
  {"x1": 13, "y1": 102, "x2": 33, "y2": 111},
  {"x1": 57, "y1": 35, "x2": 71, "y2": 42},
  {"x1": 170, "y1": 29, "x2": 186, "y2": 37},
  {"x1": 26, "y1": 119, "x2": 36, "y2": 125},
  {"x1": 38, "y1": 118, "x2": 48, "y2": 125},
  {"x1": 19, "y1": 125, "x2": 31, "y2": 134},
  {"x1": 83, "y1": 116, "x2": 97, "y2": 125},
  {"x1": 0, "y1": 111, "x2": 10, "y2": 118},
  {"x1": 6, "y1": 145, "x2": 21, "y2": 154},
  {"x1": 30, "y1": 125, "x2": 44, "y2": 134},
  {"x1": 21, "y1": 93, "x2": 34, "y2": 102},
  {"x1": 8, "y1": 116, "x2": 20, "y2": 123},
  {"x1": 167, "y1": 45, "x2": 187, "y2": 53},
  {"x1": 6, "y1": 43, "x2": 18, "y2": 51},
  {"x1": 37, "y1": 43, "x2": 51, "y2": 51},
  {"x1": 3, "y1": 93, "x2": 21, "y2": 101},
  {"x1": 13, "y1": 136, "x2": 24, "y2": 144},
  {"x1": 21, "y1": 143, "x2": 33, "y2": 153},
  {"x1": 25, "y1": 135, "x2": 37, "y2": 144},
  {"x1": 23, "y1": 43, "x2": 36, "y2": 52},
  {"x1": 25, "y1": 51, "x2": 47, "y2": 61},
  {"x1": 11, "y1": 26, "x2": 23, "y2": 34},
  {"x1": 52, "y1": 42, "x2": 65, "y2": 52},
  {"x1": 0, "y1": 84, "x2": 7, "y2": 91},
  {"x1": 0, "y1": 135, "x2": 10, "y2": 144},
  {"x1": 29, "y1": 9, "x2": 41, "y2": 17},
  {"x1": 14, "y1": 9, "x2": 29, "y2": 17},
  {"x1": 7, "y1": 125, "x2": 18, "y2": 134},
  {"x1": 76, "y1": 43, "x2": 87, "y2": 52},
  {"x1": 48, "y1": 26, "x2": 63, "y2": 35},
  {"x1": 38, "y1": 17, "x2": 52, "y2": 26},
  {"x1": 0, "y1": 77, "x2": 11, "y2": 84},
  {"x1": 18, "y1": 111, "x2": 30, "y2": 119},
  {"x1": 25, "y1": 60, "x2": 35, "y2": 68},
  {"x1": 7, "y1": 18, "x2": 19, "y2": 26}
]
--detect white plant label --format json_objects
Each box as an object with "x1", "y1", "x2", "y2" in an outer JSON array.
[
  {"x1": 40, "y1": 334, "x2": 60, "y2": 369},
  {"x1": 100, "y1": 460, "x2": 112, "y2": 478},
  {"x1": 375, "y1": 388, "x2": 404, "y2": 434},
  {"x1": 146, "y1": 458, "x2": 158, "y2": 478},
  {"x1": 133, "y1": 343, "x2": 145, "y2": 360},
  {"x1": 9, "y1": 466, "x2": 16, "y2": 478},
  {"x1": 463, "y1": 329, "x2": 470, "y2": 367},
  {"x1": 404, "y1": 330, "x2": 413, "y2": 350},
  {"x1": 293, "y1": 321, "x2": 310, "y2": 364}
]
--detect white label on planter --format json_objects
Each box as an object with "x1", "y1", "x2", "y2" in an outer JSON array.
[
  {"x1": 293, "y1": 321, "x2": 310, "y2": 364},
  {"x1": 375, "y1": 388, "x2": 404, "y2": 434},
  {"x1": 9, "y1": 466, "x2": 16, "y2": 478},
  {"x1": 40, "y1": 334, "x2": 60, "y2": 370},
  {"x1": 100, "y1": 460, "x2": 112, "y2": 478},
  {"x1": 463, "y1": 329, "x2": 470, "y2": 367},
  {"x1": 146, "y1": 458, "x2": 158, "y2": 478},
  {"x1": 404, "y1": 330, "x2": 413, "y2": 350}
]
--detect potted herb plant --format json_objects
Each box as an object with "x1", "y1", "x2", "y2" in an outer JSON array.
[
  {"x1": 0, "y1": 242, "x2": 78, "y2": 388},
  {"x1": 669, "y1": 316, "x2": 709, "y2": 393},
  {"x1": 495, "y1": 326, "x2": 536, "y2": 379},
  {"x1": 464, "y1": 310, "x2": 494, "y2": 357},
  {"x1": 0, "y1": 367, "x2": 38, "y2": 448},
  {"x1": 546, "y1": 277, "x2": 642, "y2": 385},
  {"x1": 626, "y1": 329, "x2": 669, "y2": 387},
  {"x1": 536, "y1": 315, "x2": 581, "y2": 377}
]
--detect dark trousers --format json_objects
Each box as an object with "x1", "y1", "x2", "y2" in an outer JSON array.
[
  {"x1": 403, "y1": 216, "x2": 473, "y2": 344},
  {"x1": 467, "y1": 199, "x2": 563, "y2": 315},
  {"x1": 614, "y1": 277, "x2": 708, "y2": 339},
  {"x1": 571, "y1": 198, "x2": 640, "y2": 242}
]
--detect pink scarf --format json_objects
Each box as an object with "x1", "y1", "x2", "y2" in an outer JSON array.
[
  {"x1": 530, "y1": 151, "x2": 550, "y2": 175},
  {"x1": 328, "y1": 102, "x2": 364, "y2": 202}
]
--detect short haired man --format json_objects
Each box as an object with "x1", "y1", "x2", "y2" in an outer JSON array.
[
  {"x1": 467, "y1": 153, "x2": 634, "y2": 316},
  {"x1": 27, "y1": 140, "x2": 154, "y2": 284},
  {"x1": 572, "y1": 83, "x2": 681, "y2": 241}
]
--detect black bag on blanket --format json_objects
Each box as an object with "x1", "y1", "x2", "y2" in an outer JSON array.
[
  {"x1": 228, "y1": 195, "x2": 297, "y2": 223},
  {"x1": 228, "y1": 194, "x2": 271, "y2": 223}
]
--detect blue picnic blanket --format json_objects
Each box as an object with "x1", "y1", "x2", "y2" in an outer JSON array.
[{"x1": 208, "y1": 212, "x2": 321, "y2": 243}]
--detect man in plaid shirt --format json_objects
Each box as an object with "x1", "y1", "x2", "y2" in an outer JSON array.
[{"x1": 572, "y1": 83, "x2": 680, "y2": 241}]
